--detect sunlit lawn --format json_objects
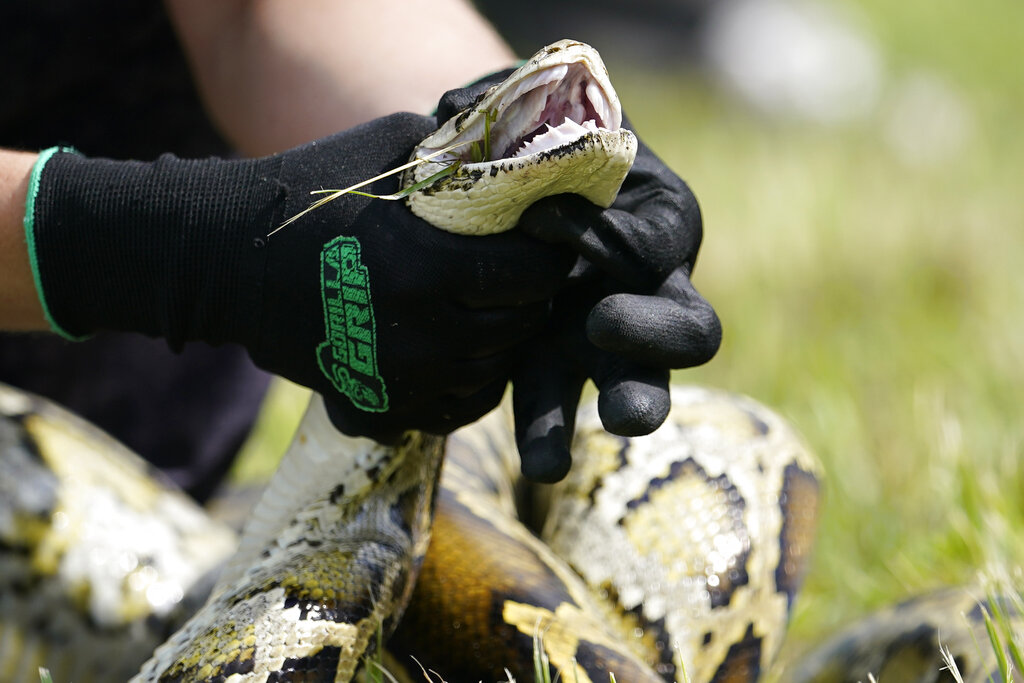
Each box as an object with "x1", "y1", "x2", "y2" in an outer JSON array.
[
  {"x1": 235, "y1": 0, "x2": 1024, "y2": 674},
  {"x1": 614, "y1": 0, "x2": 1024, "y2": 664}
]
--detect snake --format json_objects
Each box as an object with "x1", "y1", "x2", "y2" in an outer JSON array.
[
  {"x1": 4, "y1": 381, "x2": 1017, "y2": 683},
  {"x1": 2, "y1": 380, "x2": 823, "y2": 683},
  {"x1": 1, "y1": 40, "x2": 1020, "y2": 683}
]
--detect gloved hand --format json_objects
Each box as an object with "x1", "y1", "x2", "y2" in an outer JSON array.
[
  {"x1": 436, "y1": 76, "x2": 721, "y2": 482},
  {"x1": 511, "y1": 130, "x2": 722, "y2": 482},
  {"x1": 24, "y1": 113, "x2": 575, "y2": 442}
]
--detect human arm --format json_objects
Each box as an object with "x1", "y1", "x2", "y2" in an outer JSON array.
[
  {"x1": 0, "y1": 149, "x2": 45, "y2": 330},
  {"x1": 163, "y1": 0, "x2": 517, "y2": 155}
]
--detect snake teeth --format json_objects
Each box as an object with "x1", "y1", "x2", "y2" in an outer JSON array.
[
  {"x1": 487, "y1": 60, "x2": 620, "y2": 160},
  {"x1": 424, "y1": 41, "x2": 623, "y2": 165},
  {"x1": 513, "y1": 119, "x2": 600, "y2": 158}
]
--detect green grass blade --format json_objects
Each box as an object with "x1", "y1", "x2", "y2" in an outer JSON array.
[
  {"x1": 1009, "y1": 625, "x2": 1024, "y2": 678},
  {"x1": 981, "y1": 604, "x2": 1012, "y2": 683},
  {"x1": 470, "y1": 141, "x2": 483, "y2": 163},
  {"x1": 533, "y1": 630, "x2": 551, "y2": 683},
  {"x1": 483, "y1": 108, "x2": 497, "y2": 161},
  {"x1": 38, "y1": 669, "x2": 53, "y2": 683},
  {"x1": 269, "y1": 142, "x2": 462, "y2": 237},
  {"x1": 988, "y1": 590, "x2": 1024, "y2": 680},
  {"x1": 673, "y1": 643, "x2": 692, "y2": 683},
  {"x1": 331, "y1": 162, "x2": 460, "y2": 201}
]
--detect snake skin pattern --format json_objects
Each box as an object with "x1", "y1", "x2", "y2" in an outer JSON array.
[
  {"x1": 2, "y1": 382, "x2": 1021, "y2": 681},
  {"x1": 390, "y1": 387, "x2": 822, "y2": 683},
  {"x1": 0, "y1": 382, "x2": 817, "y2": 682}
]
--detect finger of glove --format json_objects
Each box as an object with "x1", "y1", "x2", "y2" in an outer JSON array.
[
  {"x1": 289, "y1": 112, "x2": 441, "y2": 187},
  {"x1": 619, "y1": 155, "x2": 704, "y2": 274},
  {"x1": 322, "y1": 400, "x2": 405, "y2": 446},
  {"x1": 517, "y1": 192, "x2": 698, "y2": 291},
  {"x1": 588, "y1": 355, "x2": 671, "y2": 437},
  {"x1": 366, "y1": 207, "x2": 573, "y2": 308},
  {"x1": 455, "y1": 302, "x2": 553, "y2": 357},
  {"x1": 434, "y1": 68, "x2": 517, "y2": 123},
  {"x1": 511, "y1": 348, "x2": 585, "y2": 484},
  {"x1": 585, "y1": 268, "x2": 722, "y2": 368}
]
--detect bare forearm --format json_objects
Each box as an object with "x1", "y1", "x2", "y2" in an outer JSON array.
[
  {"x1": 165, "y1": 0, "x2": 517, "y2": 156},
  {"x1": 0, "y1": 149, "x2": 46, "y2": 330}
]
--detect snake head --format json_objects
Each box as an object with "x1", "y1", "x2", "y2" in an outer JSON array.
[{"x1": 404, "y1": 40, "x2": 638, "y2": 235}]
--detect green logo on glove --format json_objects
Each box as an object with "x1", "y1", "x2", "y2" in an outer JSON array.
[{"x1": 316, "y1": 236, "x2": 389, "y2": 413}]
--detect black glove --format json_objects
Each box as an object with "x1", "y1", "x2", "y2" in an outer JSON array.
[
  {"x1": 24, "y1": 113, "x2": 574, "y2": 441},
  {"x1": 511, "y1": 129, "x2": 722, "y2": 481},
  {"x1": 436, "y1": 77, "x2": 721, "y2": 482}
]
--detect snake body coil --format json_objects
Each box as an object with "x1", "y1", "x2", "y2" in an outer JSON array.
[
  {"x1": 1, "y1": 382, "x2": 821, "y2": 682},
  {"x1": 2, "y1": 384, "x2": 1020, "y2": 682}
]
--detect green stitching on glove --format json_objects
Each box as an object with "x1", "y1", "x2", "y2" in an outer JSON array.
[
  {"x1": 316, "y1": 236, "x2": 389, "y2": 412},
  {"x1": 23, "y1": 146, "x2": 90, "y2": 342}
]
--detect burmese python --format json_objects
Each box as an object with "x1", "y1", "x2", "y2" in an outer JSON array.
[
  {"x1": 1, "y1": 40, "x2": 1020, "y2": 683},
  {"x1": 3, "y1": 382, "x2": 1017, "y2": 683},
  {"x1": 1, "y1": 381, "x2": 822, "y2": 682}
]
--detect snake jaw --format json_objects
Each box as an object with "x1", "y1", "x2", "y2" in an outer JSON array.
[
  {"x1": 405, "y1": 40, "x2": 638, "y2": 235},
  {"x1": 419, "y1": 40, "x2": 623, "y2": 165},
  {"x1": 488, "y1": 60, "x2": 621, "y2": 161}
]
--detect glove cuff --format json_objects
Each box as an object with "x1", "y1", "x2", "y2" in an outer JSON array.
[
  {"x1": 25, "y1": 148, "x2": 285, "y2": 349},
  {"x1": 23, "y1": 146, "x2": 82, "y2": 340}
]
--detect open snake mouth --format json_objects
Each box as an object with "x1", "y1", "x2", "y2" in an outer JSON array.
[
  {"x1": 418, "y1": 40, "x2": 624, "y2": 165},
  {"x1": 485, "y1": 60, "x2": 620, "y2": 160}
]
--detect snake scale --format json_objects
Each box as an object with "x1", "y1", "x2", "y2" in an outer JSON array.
[{"x1": 1, "y1": 40, "x2": 1020, "y2": 683}]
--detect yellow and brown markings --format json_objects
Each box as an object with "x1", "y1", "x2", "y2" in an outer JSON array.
[
  {"x1": 791, "y1": 587, "x2": 1024, "y2": 683},
  {"x1": 157, "y1": 618, "x2": 258, "y2": 682},
  {"x1": 274, "y1": 548, "x2": 394, "y2": 626},
  {"x1": 0, "y1": 412, "x2": 58, "y2": 553},
  {"x1": 620, "y1": 457, "x2": 752, "y2": 609},
  {"x1": 390, "y1": 488, "x2": 659, "y2": 683},
  {"x1": 500, "y1": 601, "x2": 661, "y2": 683},
  {"x1": 708, "y1": 624, "x2": 763, "y2": 683},
  {"x1": 774, "y1": 462, "x2": 821, "y2": 607},
  {"x1": 264, "y1": 646, "x2": 343, "y2": 682},
  {"x1": 152, "y1": 541, "x2": 402, "y2": 683}
]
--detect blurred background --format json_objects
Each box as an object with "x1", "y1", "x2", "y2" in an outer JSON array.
[{"x1": 239, "y1": 0, "x2": 1024, "y2": 671}]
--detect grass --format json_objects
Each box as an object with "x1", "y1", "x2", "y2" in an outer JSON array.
[
  {"x1": 609, "y1": 0, "x2": 1024, "y2": 668},
  {"x1": 232, "y1": 0, "x2": 1024, "y2": 678}
]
